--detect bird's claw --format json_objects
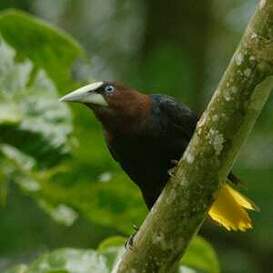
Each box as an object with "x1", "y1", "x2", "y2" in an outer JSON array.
[
  {"x1": 125, "y1": 234, "x2": 135, "y2": 250},
  {"x1": 168, "y1": 160, "x2": 179, "y2": 176},
  {"x1": 171, "y1": 160, "x2": 179, "y2": 166},
  {"x1": 133, "y1": 224, "x2": 139, "y2": 232},
  {"x1": 125, "y1": 225, "x2": 139, "y2": 251},
  {"x1": 168, "y1": 167, "x2": 176, "y2": 177}
]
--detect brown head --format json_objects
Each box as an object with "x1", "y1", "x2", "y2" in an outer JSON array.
[{"x1": 60, "y1": 81, "x2": 151, "y2": 135}]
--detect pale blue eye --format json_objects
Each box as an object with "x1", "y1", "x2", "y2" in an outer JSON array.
[{"x1": 104, "y1": 85, "x2": 115, "y2": 93}]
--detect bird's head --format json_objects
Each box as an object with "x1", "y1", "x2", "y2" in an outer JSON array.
[{"x1": 60, "y1": 81, "x2": 151, "y2": 134}]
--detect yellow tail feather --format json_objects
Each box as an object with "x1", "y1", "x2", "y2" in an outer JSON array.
[{"x1": 208, "y1": 184, "x2": 257, "y2": 231}]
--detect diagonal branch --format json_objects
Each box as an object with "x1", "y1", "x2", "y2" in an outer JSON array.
[{"x1": 114, "y1": 1, "x2": 273, "y2": 272}]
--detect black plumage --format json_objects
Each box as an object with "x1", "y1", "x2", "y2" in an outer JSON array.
[{"x1": 106, "y1": 94, "x2": 198, "y2": 208}]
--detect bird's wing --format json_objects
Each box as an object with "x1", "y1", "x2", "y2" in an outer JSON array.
[
  {"x1": 155, "y1": 95, "x2": 243, "y2": 187},
  {"x1": 153, "y1": 94, "x2": 198, "y2": 139}
]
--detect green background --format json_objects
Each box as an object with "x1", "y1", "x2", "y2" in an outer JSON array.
[{"x1": 0, "y1": 1, "x2": 272, "y2": 273}]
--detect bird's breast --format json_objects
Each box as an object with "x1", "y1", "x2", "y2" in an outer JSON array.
[
  {"x1": 109, "y1": 135, "x2": 175, "y2": 183},
  {"x1": 108, "y1": 131, "x2": 189, "y2": 208}
]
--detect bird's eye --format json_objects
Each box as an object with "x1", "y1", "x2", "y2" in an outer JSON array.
[{"x1": 104, "y1": 85, "x2": 115, "y2": 94}]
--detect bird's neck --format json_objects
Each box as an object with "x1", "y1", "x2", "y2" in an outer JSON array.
[{"x1": 95, "y1": 94, "x2": 152, "y2": 137}]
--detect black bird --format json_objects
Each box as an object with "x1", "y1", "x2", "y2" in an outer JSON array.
[{"x1": 60, "y1": 81, "x2": 257, "y2": 231}]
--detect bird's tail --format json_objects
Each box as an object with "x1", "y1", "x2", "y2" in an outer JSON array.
[{"x1": 208, "y1": 183, "x2": 258, "y2": 231}]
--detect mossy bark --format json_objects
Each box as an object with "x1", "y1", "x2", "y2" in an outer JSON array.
[{"x1": 114, "y1": 1, "x2": 273, "y2": 273}]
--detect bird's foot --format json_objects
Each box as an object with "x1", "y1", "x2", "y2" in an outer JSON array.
[
  {"x1": 125, "y1": 225, "x2": 139, "y2": 251},
  {"x1": 133, "y1": 224, "x2": 139, "y2": 232},
  {"x1": 168, "y1": 160, "x2": 179, "y2": 177},
  {"x1": 125, "y1": 234, "x2": 135, "y2": 251}
]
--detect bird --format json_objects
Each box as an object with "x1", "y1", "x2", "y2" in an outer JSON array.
[{"x1": 60, "y1": 81, "x2": 257, "y2": 231}]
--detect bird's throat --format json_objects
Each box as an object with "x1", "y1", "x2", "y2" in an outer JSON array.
[{"x1": 91, "y1": 93, "x2": 152, "y2": 136}]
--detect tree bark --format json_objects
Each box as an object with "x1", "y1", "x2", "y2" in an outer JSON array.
[{"x1": 114, "y1": 1, "x2": 273, "y2": 272}]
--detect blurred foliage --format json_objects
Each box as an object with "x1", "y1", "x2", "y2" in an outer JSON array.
[
  {"x1": 0, "y1": 1, "x2": 272, "y2": 273},
  {"x1": 0, "y1": 9, "x2": 83, "y2": 92},
  {"x1": 181, "y1": 236, "x2": 219, "y2": 273},
  {"x1": 0, "y1": 37, "x2": 72, "y2": 167},
  {"x1": 3, "y1": 236, "x2": 220, "y2": 273},
  {"x1": 0, "y1": 10, "x2": 146, "y2": 233}
]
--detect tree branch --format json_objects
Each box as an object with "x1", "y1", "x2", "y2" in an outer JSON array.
[{"x1": 114, "y1": 1, "x2": 273, "y2": 272}]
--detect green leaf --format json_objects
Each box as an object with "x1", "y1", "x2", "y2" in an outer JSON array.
[
  {"x1": 180, "y1": 236, "x2": 220, "y2": 273},
  {"x1": 98, "y1": 236, "x2": 127, "y2": 269},
  {"x1": 0, "y1": 38, "x2": 72, "y2": 166},
  {"x1": 98, "y1": 236, "x2": 127, "y2": 252},
  {"x1": 27, "y1": 248, "x2": 109, "y2": 273},
  {"x1": 0, "y1": 9, "x2": 84, "y2": 92}
]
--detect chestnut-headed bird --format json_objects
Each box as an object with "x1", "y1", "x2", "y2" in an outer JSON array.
[{"x1": 60, "y1": 81, "x2": 257, "y2": 231}]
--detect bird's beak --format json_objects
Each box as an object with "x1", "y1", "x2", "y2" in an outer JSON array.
[{"x1": 59, "y1": 81, "x2": 108, "y2": 106}]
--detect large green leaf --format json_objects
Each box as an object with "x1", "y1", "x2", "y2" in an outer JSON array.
[
  {"x1": 0, "y1": 37, "x2": 72, "y2": 166},
  {"x1": 181, "y1": 236, "x2": 220, "y2": 273},
  {"x1": 0, "y1": 11, "x2": 80, "y2": 211},
  {"x1": 97, "y1": 236, "x2": 127, "y2": 270},
  {"x1": 0, "y1": 9, "x2": 83, "y2": 92}
]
